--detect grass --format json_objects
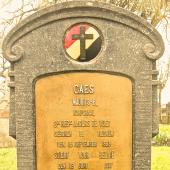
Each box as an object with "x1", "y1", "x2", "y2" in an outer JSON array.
[
  {"x1": 0, "y1": 147, "x2": 170, "y2": 170},
  {"x1": 0, "y1": 148, "x2": 17, "y2": 170},
  {"x1": 151, "y1": 125, "x2": 170, "y2": 170},
  {"x1": 152, "y1": 146, "x2": 170, "y2": 170},
  {"x1": 159, "y1": 124, "x2": 170, "y2": 137},
  {"x1": 153, "y1": 124, "x2": 170, "y2": 146}
]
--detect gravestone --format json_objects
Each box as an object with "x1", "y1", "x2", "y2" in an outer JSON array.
[
  {"x1": 162, "y1": 103, "x2": 170, "y2": 124},
  {"x1": 2, "y1": 1, "x2": 164, "y2": 170},
  {"x1": 166, "y1": 103, "x2": 170, "y2": 124}
]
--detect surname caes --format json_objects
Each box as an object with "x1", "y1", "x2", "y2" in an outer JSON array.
[
  {"x1": 72, "y1": 84, "x2": 96, "y2": 106},
  {"x1": 73, "y1": 84, "x2": 95, "y2": 94}
]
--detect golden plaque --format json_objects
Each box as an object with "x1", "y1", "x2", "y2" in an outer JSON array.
[{"x1": 35, "y1": 73, "x2": 132, "y2": 170}]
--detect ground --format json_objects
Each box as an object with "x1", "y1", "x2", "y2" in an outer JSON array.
[
  {"x1": 152, "y1": 146, "x2": 170, "y2": 170},
  {"x1": 0, "y1": 148, "x2": 16, "y2": 170}
]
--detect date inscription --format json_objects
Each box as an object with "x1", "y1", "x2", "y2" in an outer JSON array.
[{"x1": 36, "y1": 73, "x2": 132, "y2": 170}]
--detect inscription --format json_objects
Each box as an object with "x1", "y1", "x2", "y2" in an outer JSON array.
[
  {"x1": 53, "y1": 120, "x2": 111, "y2": 128},
  {"x1": 97, "y1": 131, "x2": 114, "y2": 137},
  {"x1": 79, "y1": 152, "x2": 90, "y2": 159},
  {"x1": 74, "y1": 84, "x2": 95, "y2": 94},
  {"x1": 58, "y1": 163, "x2": 66, "y2": 169},
  {"x1": 102, "y1": 142, "x2": 112, "y2": 148},
  {"x1": 78, "y1": 163, "x2": 88, "y2": 169},
  {"x1": 54, "y1": 131, "x2": 72, "y2": 137},
  {"x1": 72, "y1": 98, "x2": 96, "y2": 106},
  {"x1": 99, "y1": 151, "x2": 114, "y2": 159},
  {"x1": 36, "y1": 73, "x2": 132, "y2": 170},
  {"x1": 73, "y1": 110, "x2": 95, "y2": 116},
  {"x1": 67, "y1": 141, "x2": 97, "y2": 148},
  {"x1": 54, "y1": 152, "x2": 69, "y2": 159},
  {"x1": 57, "y1": 142, "x2": 66, "y2": 148},
  {"x1": 104, "y1": 163, "x2": 113, "y2": 169}
]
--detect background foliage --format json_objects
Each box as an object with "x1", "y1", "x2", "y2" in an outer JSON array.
[{"x1": 153, "y1": 125, "x2": 170, "y2": 146}]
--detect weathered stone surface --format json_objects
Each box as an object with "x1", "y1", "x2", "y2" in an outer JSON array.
[{"x1": 2, "y1": 1, "x2": 164, "y2": 170}]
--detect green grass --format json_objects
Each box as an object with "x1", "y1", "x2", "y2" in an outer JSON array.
[
  {"x1": 0, "y1": 147, "x2": 170, "y2": 170},
  {"x1": 0, "y1": 148, "x2": 17, "y2": 170},
  {"x1": 151, "y1": 125, "x2": 170, "y2": 170},
  {"x1": 153, "y1": 124, "x2": 170, "y2": 146},
  {"x1": 159, "y1": 124, "x2": 170, "y2": 137},
  {"x1": 152, "y1": 146, "x2": 170, "y2": 170}
]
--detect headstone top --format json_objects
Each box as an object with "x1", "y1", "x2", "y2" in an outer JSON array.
[{"x1": 3, "y1": 0, "x2": 164, "y2": 63}]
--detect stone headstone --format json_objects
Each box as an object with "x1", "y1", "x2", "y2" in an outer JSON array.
[
  {"x1": 2, "y1": 1, "x2": 164, "y2": 170},
  {"x1": 166, "y1": 103, "x2": 170, "y2": 124}
]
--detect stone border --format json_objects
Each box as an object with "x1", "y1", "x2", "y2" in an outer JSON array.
[{"x1": 2, "y1": 1, "x2": 164, "y2": 62}]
